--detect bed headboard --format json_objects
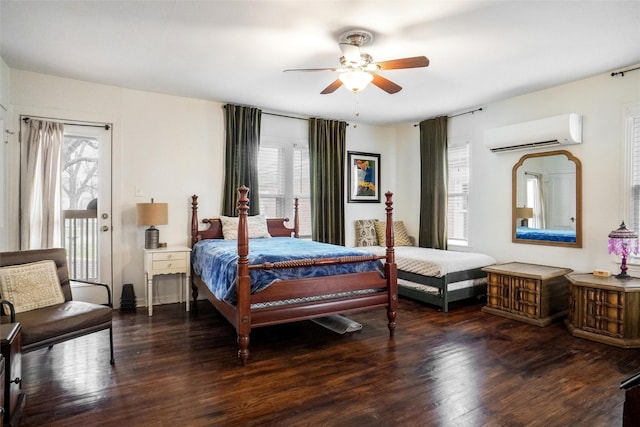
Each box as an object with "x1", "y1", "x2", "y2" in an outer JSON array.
[{"x1": 190, "y1": 191, "x2": 299, "y2": 246}]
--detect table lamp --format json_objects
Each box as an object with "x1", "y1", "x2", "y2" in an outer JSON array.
[
  {"x1": 136, "y1": 199, "x2": 168, "y2": 249},
  {"x1": 608, "y1": 221, "x2": 639, "y2": 279},
  {"x1": 516, "y1": 206, "x2": 534, "y2": 227}
]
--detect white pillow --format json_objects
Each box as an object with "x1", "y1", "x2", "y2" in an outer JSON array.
[
  {"x1": 0, "y1": 260, "x2": 66, "y2": 314},
  {"x1": 220, "y1": 215, "x2": 272, "y2": 240}
]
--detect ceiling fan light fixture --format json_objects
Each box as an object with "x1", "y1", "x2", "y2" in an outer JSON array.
[{"x1": 338, "y1": 70, "x2": 373, "y2": 92}]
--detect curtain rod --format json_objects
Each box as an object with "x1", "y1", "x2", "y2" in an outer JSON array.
[
  {"x1": 263, "y1": 111, "x2": 308, "y2": 121},
  {"x1": 264, "y1": 111, "x2": 351, "y2": 126},
  {"x1": 413, "y1": 107, "x2": 483, "y2": 127},
  {"x1": 22, "y1": 116, "x2": 110, "y2": 130},
  {"x1": 611, "y1": 65, "x2": 640, "y2": 77},
  {"x1": 223, "y1": 106, "x2": 351, "y2": 126},
  {"x1": 223, "y1": 105, "x2": 307, "y2": 121}
]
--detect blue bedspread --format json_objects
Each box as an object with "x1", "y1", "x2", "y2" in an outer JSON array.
[
  {"x1": 191, "y1": 237, "x2": 384, "y2": 304},
  {"x1": 516, "y1": 226, "x2": 576, "y2": 243}
]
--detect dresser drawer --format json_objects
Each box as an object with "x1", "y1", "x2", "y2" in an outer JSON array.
[
  {"x1": 152, "y1": 259, "x2": 188, "y2": 272},
  {"x1": 152, "y1": 251, "x2": 187, "y2": 262}
]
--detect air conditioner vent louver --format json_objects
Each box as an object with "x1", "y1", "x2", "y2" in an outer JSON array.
[{"x1": 485, "y1": 114, "x2": 582, "y2": 153}]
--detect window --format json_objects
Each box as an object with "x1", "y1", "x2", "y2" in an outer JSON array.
[
  {"x1": 627, "y1": 105, "x2": 640, "y2": 234},
  {"x1": 258, "y1": 138, "x2": 311, "y2": 237},
  {"x1": 448, "y1": 142, "x2": 469, "y2": 246},
  {"x1": 62, "y1": 131, "x2": 100, "y2": 281},
  {"x1": 62, "y1": 133, "x2": 99, "y2": 210}
]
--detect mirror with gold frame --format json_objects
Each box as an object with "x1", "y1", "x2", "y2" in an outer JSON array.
[{"x1": 512, "y1": 149, "x2": 582, "y2": 248}]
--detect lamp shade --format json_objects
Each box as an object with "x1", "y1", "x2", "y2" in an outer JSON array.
[
  {"x1": 136, "y1": 202, "x2": 168, "y2": 226},
  {"x1": 516, "y1": 207, "x2": 534, "y2": 219},
  {"x1": 338, "y1": 70, "x2": 373, "y2": 92}
]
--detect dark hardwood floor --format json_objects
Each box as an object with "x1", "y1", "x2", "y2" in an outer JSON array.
[{"x1": 18, "y1": 297, "x2": 640, "y2": 426}]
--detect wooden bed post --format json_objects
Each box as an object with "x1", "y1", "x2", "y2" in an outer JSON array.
[
  {"x1": 236, "y1": 186, "x2": 251, "y2": 365},
  {"x1": 293, "y1": 197, "x2": 300, "y2": 238},
  {"x1": 385, "y1": 191, "x2": 398, "y2": 337},
  {"x1": 190, "y1": 195, "x2": 200, "y2": 303},
  {"x1": 190, "y1": 195, "x2": 199, "y2": 248}
]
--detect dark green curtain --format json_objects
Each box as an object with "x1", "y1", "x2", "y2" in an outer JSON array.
[
  {"x1": 222, "y1": 104, "x2": 262, "y2": 216},
  {"x1": 308, "y1": 118, "x2": 347, "y2": 245},
  {"x1": 419, "y1": 116, "x2": 448, "y2": 249}
]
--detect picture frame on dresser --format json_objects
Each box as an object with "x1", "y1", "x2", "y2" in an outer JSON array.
[{"x1": 347, "y1": 151, "x2": 380, "y2": 203}]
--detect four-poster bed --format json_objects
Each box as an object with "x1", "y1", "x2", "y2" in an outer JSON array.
[{"x1": 190, "y1": 187, "x2": 398, "y2": 365}]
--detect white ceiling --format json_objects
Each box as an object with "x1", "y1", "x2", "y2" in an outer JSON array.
[{"x1": 1, "y1": 1, "x2": 639, "y2": 125}]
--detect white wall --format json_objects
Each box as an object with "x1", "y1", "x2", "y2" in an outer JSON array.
[
  {"x1": 396, "y1": 69, "x2": 640, "y2": 274},
  {"x1": 8, "y1": 69, "x2": 223, "y2": 307},
  {"x1": 344, "y1": 123, "x2": 397, "y2": 246}
]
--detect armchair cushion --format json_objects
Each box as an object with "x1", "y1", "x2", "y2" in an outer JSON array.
[
  {"x1": 15, "y1": 301, "x2": 112, "y2": 348},
  {"x1": 0, "y1": 260, "x2": 65, "y2": 314}
]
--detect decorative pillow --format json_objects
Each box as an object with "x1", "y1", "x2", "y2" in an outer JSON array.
[
  {"x1": 374, "y1": 220, "x2": 414, "y2": 247},
  {"x1": 220, "y1": 215, "x2": 272, "y2": 240},
  {"x1": 0, "y1": 260, "x2": 65, "y2": 314},
  {"x1": 354, "y1": 219, "x2": 379, "y2": 247}
]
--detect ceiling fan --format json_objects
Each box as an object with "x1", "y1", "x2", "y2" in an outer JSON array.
[{"x1": 284, "y1": 30, "x2": 429, "y2": 94}]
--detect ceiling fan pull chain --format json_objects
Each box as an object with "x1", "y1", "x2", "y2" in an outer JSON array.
[{"x1": 353, "y1": 92, "x2": 360, "y2": 128}]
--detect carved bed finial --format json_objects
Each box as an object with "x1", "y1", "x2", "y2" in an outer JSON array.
[{"x1": 191, "y1": 195, "x2": 199, "y2": 248}]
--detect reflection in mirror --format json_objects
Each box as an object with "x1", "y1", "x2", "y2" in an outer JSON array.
[{"x1": 512, "y1": 150, "x2": 582, "y2": 248}]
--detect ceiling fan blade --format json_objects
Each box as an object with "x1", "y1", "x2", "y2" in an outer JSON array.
[
  {"x1": 372, "y1": 73, "x2": 402, "y2": 94},
  {"x1": 320, "y1": 79, "x2": 343, "y2": 94},
  {"x1": 375, "y1": 56, "x2": 429, "y2": 70},
  {"x1": 339, "y1": 43, "x2": 361, "y2": 63},
  {"x1": 283, "y1": 67, "x2": 339, "y2": 72}
]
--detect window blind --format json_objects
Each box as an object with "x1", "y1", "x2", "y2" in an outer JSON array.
[
  {"x1": 258, "y1": 141, "x2": 311, "y2": 237},
  {"x1": 448, "y1": 143, "x2": 469, "y2": 244},
  {"x1": 630, "y1": 115, "x2": 640, "y2": 233}
]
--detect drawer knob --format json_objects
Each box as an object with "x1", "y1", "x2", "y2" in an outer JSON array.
[{"x1": 10, "y1": 377, "x2": 21, "y2": 385}]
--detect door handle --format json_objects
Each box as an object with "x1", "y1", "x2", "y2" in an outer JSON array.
[{"x1": 101, "y1": 226, "x2": 109, "y2": 232}]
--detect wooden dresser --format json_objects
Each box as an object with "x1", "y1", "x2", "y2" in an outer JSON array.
[
  {"x1": 481, "y1": 262, "x2": 573, "y2": 327},
  {"x1": 0, "y1": 323, "x2": 25, "y2": 427},
  {"x1": 565, "y1": 273, "x2": 640, "y2": 348}
]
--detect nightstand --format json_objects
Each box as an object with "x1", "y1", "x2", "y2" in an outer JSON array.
[
  {"x1": 565, "y1": 273, "x2": 640, "y2": 348},
  {"x1": 481, "y1": 262, "x2": 573, "y2": 326},
  {"x1": 144, "y1": 246, "x2": 191, "y2": 316}
]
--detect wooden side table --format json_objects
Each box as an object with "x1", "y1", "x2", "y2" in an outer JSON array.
[
  {"x1": 0, "y1": 323, "x2": 25, "y2": 427},
  {"x1": 565, "y1": 273, "x2": 640, "y2": 348},
  {"x1": 481, "y1": 262, "x2": 573, "y2": 326},
  {"x1": 144, "y1": 246, "x2": 192, "y2": 316}
]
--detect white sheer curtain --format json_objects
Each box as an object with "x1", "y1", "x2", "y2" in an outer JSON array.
[
  {"x1": 526, "y1": 172, "x2": 546, "y2": 229},
  {"x1": 20, "y1": 119, "x2": 64, "y2": 249}
]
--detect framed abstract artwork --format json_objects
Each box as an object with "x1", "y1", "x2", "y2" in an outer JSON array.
[{"x1": 347, "y1": 151, "x2": 380, "y2": 203}]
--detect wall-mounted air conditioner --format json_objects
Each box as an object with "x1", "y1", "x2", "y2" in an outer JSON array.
[{"x1": 485, "y1": 113, "x2": 582, "y2": 153}]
